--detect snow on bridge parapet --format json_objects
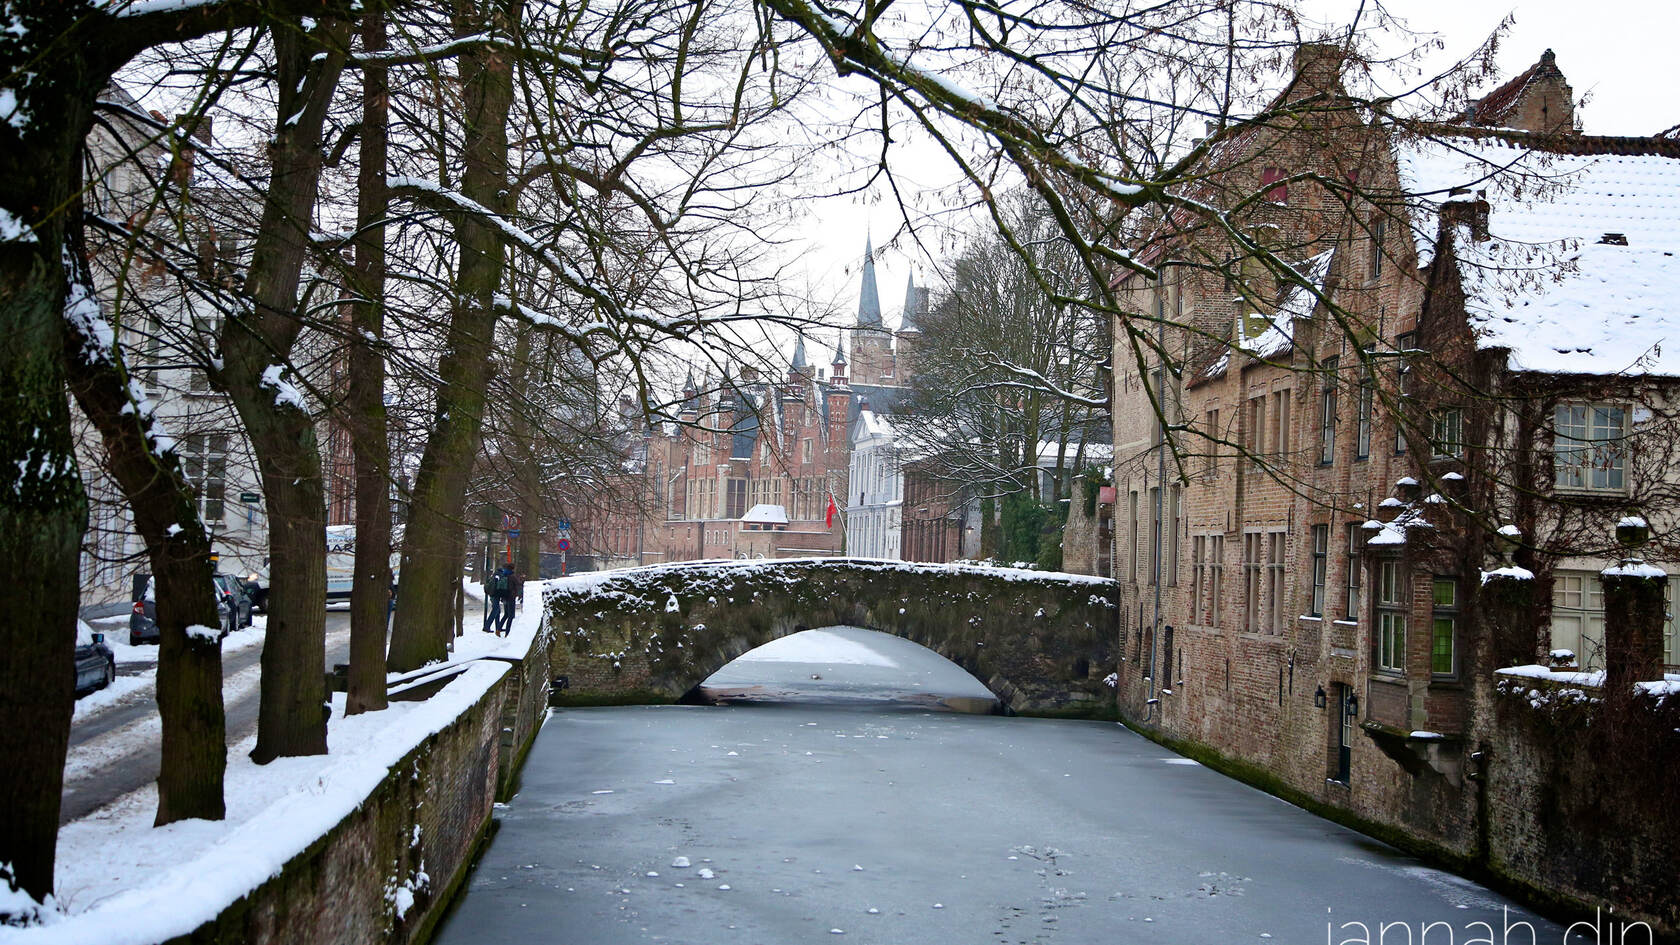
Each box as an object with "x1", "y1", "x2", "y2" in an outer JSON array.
[{"x1": 544, "y1": 558, "x2": 1120, "y2": 717}]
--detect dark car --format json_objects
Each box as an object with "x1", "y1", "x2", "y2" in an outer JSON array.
[
  {"x1": 215, "y1": 574, "x2": 254, "y2": 629},
  {"x1": 129, "y1": 573, "x2": 247, "y2": 645},
  {"x1": 76, "y1": 620, "x2": 116, "y2": 696}
]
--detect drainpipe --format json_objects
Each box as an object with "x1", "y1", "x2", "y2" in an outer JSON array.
[{"x1": 1144, "y1": 285, "x2": 1168, "y2": 722}]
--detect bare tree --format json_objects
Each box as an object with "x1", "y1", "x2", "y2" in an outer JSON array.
[
  {"x1": 0, "y1": 0, "x2": 360, "y2": 914},
  {"x1": 900, "y1": 194, "x2": 1109, "y2": 507}
]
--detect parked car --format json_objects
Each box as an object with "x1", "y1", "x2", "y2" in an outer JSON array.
[
  {"x1": 76, "y1": 620, "x2": 116, "y2": 696},
  {"x1": 215, "y1": 573, "x2": 254, "y2": 629},
  {"x1": 129, "y1": 573, "x2": 247, "y2": 645}
]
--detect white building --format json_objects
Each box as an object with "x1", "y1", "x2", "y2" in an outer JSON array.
[
  {"x1": 845, "y1": 410, "x2": 902, "y2": 559},
  {"x1": 75, "y1": 86, "x2": 269, "y2": 612}
]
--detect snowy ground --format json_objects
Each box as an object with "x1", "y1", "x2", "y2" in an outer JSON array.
[{"x1": 7, "y1": 580, "x2": 548, "y2": 944}]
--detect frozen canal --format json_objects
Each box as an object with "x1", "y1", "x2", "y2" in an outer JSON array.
[{"x1": 434, "y1": 628, "x2": 1565, "y2": 944}]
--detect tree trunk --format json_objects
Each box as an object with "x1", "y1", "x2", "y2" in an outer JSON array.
[
  {"x1": 507, "y1": 330, "x2": 543, "y2": 581},
  {"x1": 63, "y1": 248, "x2": 227, "y2": 826},
  {"x1": 390, "y1": 0, "x2": 520, "y2": 671},
  {"x1": 0, "y1": 233, "x2": 86, "y2": 909},
  {"x1": 0, "y1": 0, "x2": 362, "y2": 912},
  {"x1": 346, "y1": 11, "x2": 392, "y2": 716},
  {"x1": 0, "y1": 10, "x2": 108, "y2": 903},
  {"x1": 218, "y1": 21, "x2": 349, "y2": 762}
]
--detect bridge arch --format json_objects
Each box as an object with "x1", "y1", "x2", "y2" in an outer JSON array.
[{"x1": 544, "y1": 559, "x2": 1119, "y2": 716}]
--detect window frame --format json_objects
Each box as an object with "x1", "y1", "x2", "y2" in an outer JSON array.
[
  {"x1": 1309, "y1": 524, "x2": 1328, "y2": 617},
  {"x1": 1375, "y1": 558, "x2": 1406, "y2": 675},
  {"x1": 1432, "y1": 407, "x2": 1464, "y2": 459},
  {"x1": 1319, "y1": 356, "x2": 1338, "y2": 466},
  {"x1": 1431, "y1": 576, "x2": 1459, "y2": 678},
  {"x1": 1267, "y1": 531, "x2": 1286, "y2": 634},
  {"x1": 1355, "y1": 358, "x2": 1374, "y2": 460},
  {"x1": 1343, "y1": 523, "x2": 1362, "y2": 621},
  {"x1": 1553, "y1": 403, "x2": 1628, "y2": 493},
  {"x1": 182, "y1": 433, "x2": 228, "y2": 525},
  {"x1": 1209, "y1": 534, "x2": 1224, "y2": 626},
  {"x1": 1242, "y1": 531, "x2": 1264, "y2": 633},
  {"x1": 1393, "y1": 332, "x2": 1417, "y2": 455}
]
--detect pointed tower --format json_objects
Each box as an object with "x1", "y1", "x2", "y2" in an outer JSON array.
[
  {"x1": 895, "y1": 271, "x2": 924, "y2": 382},
  {"x1": 789, "y1": 334, "x2": 812, "y2": 381},
  {"x1": 679, "y1": 367, "x2": 700, "y2": 421},
  {"x1": 850, "y1": 235, "x2": 895, "y2": 384},
  {"x1": 857, "y1": 234, "x2": 883, "y2": 327},
  {"x1": 830, "y1": 338, "x2": 847, "y2": 386}
]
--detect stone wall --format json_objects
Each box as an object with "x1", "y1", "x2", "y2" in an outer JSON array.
[
  {"x1": 1476, "y1": 676, "x2": 1680, "y2": 933},
  {"x1": 485, "y1": 618, "x2": 556, "y2": 796},
  {"x1": 546, "y1": 559, "x2": 1120, "y2": 716},
  {"x1": 167, "y1": 629, "x2": 558, "y2": 945}
]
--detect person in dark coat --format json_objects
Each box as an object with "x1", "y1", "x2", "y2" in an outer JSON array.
[{"x1": 485, "y1": 565, "x2": 516, "y2": 635}]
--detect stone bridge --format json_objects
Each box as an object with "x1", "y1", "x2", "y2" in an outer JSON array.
[{"x1": 544, "y1": 559, "x2": 1120, "y2": 716}]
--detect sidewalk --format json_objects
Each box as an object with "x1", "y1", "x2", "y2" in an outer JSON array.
[{"x1": 13, "y1": 580, "x2": 550, "y2": 942}]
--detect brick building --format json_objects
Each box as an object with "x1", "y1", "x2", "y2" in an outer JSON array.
[{"x1": 1111, "y1": 44, "x2": 1680, "y2": 858}]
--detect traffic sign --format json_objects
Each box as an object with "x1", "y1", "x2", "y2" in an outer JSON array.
[{"x1": 557, "y1": 537, "x2": 571, "y2": 551}]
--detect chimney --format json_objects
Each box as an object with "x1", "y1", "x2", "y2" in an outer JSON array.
[
  {"x1": 1440, "y1": 193, "x2": 1491, "y2": 243},
  {"x1": 1290, "y1": 43, "x2": 1346, "y2": 96}
]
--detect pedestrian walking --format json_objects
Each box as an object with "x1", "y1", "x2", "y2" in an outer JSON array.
[{"x1": 486, "y1": 565, "x2": 515, "y2": 635}]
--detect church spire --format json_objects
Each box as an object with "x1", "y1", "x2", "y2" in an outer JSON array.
[
  {"x1": 791, "y1": 334, "x2": 810, "y2": 370},
  {"x1": 857, "y1": 234, "x2": 882, "y2": 327},
  {"x1": 899, "y1": 271, "x2": 922, "y2": 332}
]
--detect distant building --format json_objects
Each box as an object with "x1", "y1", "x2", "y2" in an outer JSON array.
[{"x1": 569, "y1": 239, "x2": 929, "y2": 564}]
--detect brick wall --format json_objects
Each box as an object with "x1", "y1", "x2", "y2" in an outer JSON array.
[{"x1": 173, "y1": 625, "x2": 560, "y2": 945}]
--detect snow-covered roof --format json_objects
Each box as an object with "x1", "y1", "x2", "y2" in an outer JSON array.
[
  {"x1": 1395, "y1": 135, "x2": 1680, "y2": 376},
  {"x1": 856, "y1": 408, "x2": 896, "y2": 438},
  {"x1": 1237, "y1": 249, "x2": 1334, "y2": 360},
  {"x1": 741, "y1": 503, "x2": 789, "y2": 525}
]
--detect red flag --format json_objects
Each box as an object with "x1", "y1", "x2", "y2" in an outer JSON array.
[{"x1": 825, "y1": 494, "x2": 837, "y2": 529}]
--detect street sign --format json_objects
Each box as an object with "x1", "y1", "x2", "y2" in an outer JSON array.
[
  {"x1": 556, "y1": 537, "x2": 571, "y2": 551},
  {"x1": 240, "y1": 491, "x2": 261, "y2": 504},
  {"x1": 558, "y1": 518, "x2": 571, "y2": 531}
]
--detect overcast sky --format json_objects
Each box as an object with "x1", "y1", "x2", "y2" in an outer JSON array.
[{"x1": 788, "y1": 0, "x2": 1677, "y2": 341}]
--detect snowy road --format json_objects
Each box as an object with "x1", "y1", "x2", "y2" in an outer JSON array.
[
  {"x1": 60, "y1": 612, "x2": 354, "y2": 824},
  {"x1": 434, "y1": 629, "x2": 1568, "y2": 945}
]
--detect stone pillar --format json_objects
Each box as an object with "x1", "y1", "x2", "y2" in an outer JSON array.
[
  {"x1": 1598, "y1": 517, "x2": 1666, "y2": 693},
  {"x1": 1481, "y1": 527, "x2": 1539, "y2": 668}
]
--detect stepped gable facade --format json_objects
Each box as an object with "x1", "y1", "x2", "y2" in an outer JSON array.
[{"x1": 1111, "y1": 43, "x2": 1680, "y2": 876}]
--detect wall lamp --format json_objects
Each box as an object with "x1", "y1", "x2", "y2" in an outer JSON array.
[
  {"x1": 1314, "y1": 685, "x2": 1328, "y2": 709},
  {"x1": 1346, "y1": 692, "x2": 1359, "y2": 717}
]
